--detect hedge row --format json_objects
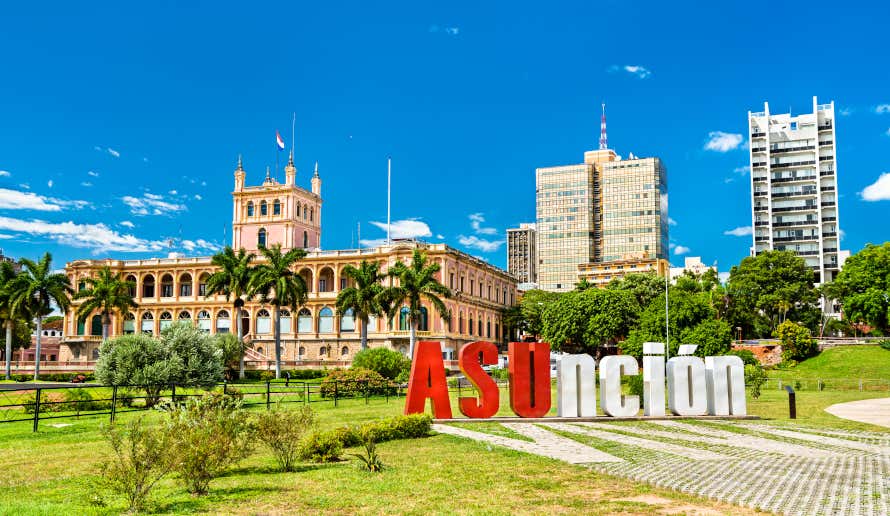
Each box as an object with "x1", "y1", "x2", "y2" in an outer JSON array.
[{"x1": 298, "y1": 414, "x2": 432, "y2": 462}]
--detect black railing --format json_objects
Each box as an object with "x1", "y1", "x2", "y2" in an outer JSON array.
[
  {"x1": 770, "y1": 160, "x2": 816, "y2": 169},
  {"x1": 773, "y1": 236, "x2": 818, "y2": 243},
  {"x1": 772, "y1": 176, "x2": 817, "y2": 183},
  {"x1": 773, "y1": 220, "x2": 817, "y2": 227},
  {"x1": 770, "y1": 145, "x2": 815, "y2": 154},
  {"x1": 773, "y1": 205, "x2": 817, "y2": 212}
]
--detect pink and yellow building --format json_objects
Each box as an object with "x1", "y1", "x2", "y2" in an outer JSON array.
[{"x1": 61, "y1": 155, "x2": 518, "y2": 368}]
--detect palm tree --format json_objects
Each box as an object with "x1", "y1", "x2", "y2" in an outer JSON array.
[
  {"x1": 11, "y1": 253, "x2": 72, "y2": 380},
  {"x1": 205, "y1": 246, "x2": 256, "y2": 379},
  {"x1": 73, "y1": 267, "x2": 137, "y2": 342},
  {"x1": 249, "y1": 244, "x2": 308, "y2": 378},
  {"x1": 0, "y1": 261, "x2": 27, "y2": 380},
  {"x1": 382, "y1": 249, "x2": 452, "y2": 358},
  {"x1": 336, "y1": 261, "x2": 386, "y2": 351}
]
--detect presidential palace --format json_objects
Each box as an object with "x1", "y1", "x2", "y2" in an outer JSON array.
[{"x1": 59, "y1": 155, "x2": 519, "y2": 369}]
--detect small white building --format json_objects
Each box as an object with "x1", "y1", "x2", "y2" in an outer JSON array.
[{"x1": 670, "y1": 256, "x2": 716, "y2": 282}]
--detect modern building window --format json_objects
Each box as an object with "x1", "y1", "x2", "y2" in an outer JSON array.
[
  {"x1": 216, "y1": 310, "x2": 231, "y2": 334},
  {"x1": 340, "y1": 308, "x2": 355, "y2": 332},
  {"x1": 280, "y1": 309, "x2": 292, "y2": 333},
  {"x1": 160, "y1": 274, "x2": 173, "y2": 298},
  {"x1": 260, "y1": 200, "x2": 268, "y2": 216},
  {"x1": 273, "y1": 199, "x2": 281, "y2": 215},
  {"x1": 179, "y1": 273, "x2": 192, "y2": 297},
  {"x1": 297, "y1": 308, "x2": 312, "y2": 333},
  {"x1": 197, "y1": 310, "x2": 211, "y2": 333},
  {"x1": 142, "y1": 275, "x2": 155, "y2": 298},
  {"x1": 256, "y1": 309, "x2": 271, "y2": 334},
  {"x1": 318, "y1": 307, "x2": 334, "y2": 333},
  {"x1": 123, "y1": 313, "x2": 135, "y2": 335},
  {"x1": 247, "y1": 202, "x2": 254, "y2": 216},
  {"x1": 141, "y1": 312, "x2": 154, "y2": 334},
  {"x1": 258, "y1": 228, "x2": 267, "y2": 248},
  {"x1": 159, "y1": 311, "x2": 173, "y2": 331}
]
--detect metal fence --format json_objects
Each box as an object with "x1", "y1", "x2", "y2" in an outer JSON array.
[
  {"x1": 765, "y1": 377, "x2": 890, "y2": 392},
  {"x1": 2, "y1": 379, "x2": 406, "y2": 432}
]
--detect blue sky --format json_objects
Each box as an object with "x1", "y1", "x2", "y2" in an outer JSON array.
[{"x1": 1, "y1": 1, "x2": 889, "y2": 272}]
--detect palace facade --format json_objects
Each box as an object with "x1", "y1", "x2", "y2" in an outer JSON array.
[{"x1": 61, "y1": 154, "x2": 518, "y2": 368}]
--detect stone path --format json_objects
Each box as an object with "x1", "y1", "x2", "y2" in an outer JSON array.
[
  {"x1": 826, "y1": 398, "x2": 890, "y2": 429},
  {"x1": 437, "y1": 420, "x2": 890, "y2": 515}
]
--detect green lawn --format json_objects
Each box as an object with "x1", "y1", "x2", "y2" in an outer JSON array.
[{"x1": 766, "y1": 345, "x2": 890, "y2": 391}]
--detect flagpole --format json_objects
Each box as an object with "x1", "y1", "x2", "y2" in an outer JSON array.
[
  {"x1": 387, "y1": 157, "x2": 391, "y2": 244},
  {"x1": 291, "y1": 113, "x2": 296, "y2": 157}
]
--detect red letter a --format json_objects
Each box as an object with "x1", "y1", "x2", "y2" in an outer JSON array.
[
  {"x1": 508, "y1": 342, "x2": 551, "y2": 418},
  {"x1": 404, "y1": 341, "x2": 452, "y2": 419},
  {"x1": 458, "y1": 341, "x2": 500, "y2": 418}
]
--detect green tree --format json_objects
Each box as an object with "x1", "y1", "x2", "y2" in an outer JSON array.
[
  {"x1": 606, "y1": 273, "x2": 665, "y2": 309},
  {"x1": 825, "y1": 243, "x2": 890, "y2": 334},
  {"x1": 161, "y1": 323, "x2": 225, "y2": 387},
  {"x1": 619, "y1": 288, "x2": 714, "y2": 359},
  {"x1": 336, "y1": 261, "x2": 386, "y2": 351},
  {"x1": 726, "y1": 250, "x2": 818, "y2": 338},
  {"x1": 249, "y1": 244, "x2": 308, "y2": 378},
  {"x1": 351, "y1": 347, "x2": 411, "y2": 380},
  {"x1": 205, "y1": 246, "x2": 256, "y2": 379},
  {"x1": 73, "y1": 267, "x2": 137, "y2": 342},
  {"x1": 775, "y1": 320, "x2": 818, "y2": 362},
  {"x1": 11, "y1": 252, "x2": 72, "y2": 379},
  {"x1": 382, "y1": 250, "x2": 452, "y2": 358},
  {"x1": 678, "y1": 319, "x2": 733, "y2": 357},
  {"x1": 0, "y1": 261, "x2": 29, "y2": 380},
  {"x1": 514, "y1": 289, "x2": 562, "y2": 337},
  {"x1": 541, "y1": 288, "x2": 638, "y2": 355}
]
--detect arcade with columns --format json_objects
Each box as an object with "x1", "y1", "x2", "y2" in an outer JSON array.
[{"x1": 61, "y1": 155, "x2": 519, "y2": 368}]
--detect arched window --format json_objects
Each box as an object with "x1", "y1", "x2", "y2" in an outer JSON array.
[
  {"x1": 256, "y1": 347, "x2": 264, "y2": 355},
  {"x1": 77, "y1": 318, "x2": 85, "y2": 336},
  {"x1": 398, "y1": 307, "x2": 410, "y2": 331},
  {"x1": 319, "y1": 346, "x2": 328, "y2": 357},
  {"x1": 341, "y1": 346, "x2": 349, "y2": 357},
  {"x1": 159, "y1": 311, "x2": 173, "y2": 331},
  {"x1": 260, "y1": 200, "x2": 268, "y2": 216},
  {"x1": 280, "y1": 309, "x2": 292, "y2": 333},
  {"x1": 303, "y1": 231, "x2": 308, "y2": 248},
  {"x1": 91, "y1": 314, "x2": 102, "y2": 336},
  {"x1": 298, "y1": 346, "x2": 306, "y2": 357},
  {"x1": 141, "y1": 312, "x2": 154, "y2": 334},
  {"x1": 78, "y1": 280, "x2": 86, "y2": 292},
  {"x1": 142, "y1": 274, "x2": 155, "y2": 298},
  {"x1": 273, "y1": 199, "x2": 281, "y2": 215},
  {"x1": 495, "y1": 323, "x2": 500, "y2": 340},
  {"x1": 486, "y1": 319, "x2": 491, "y2": 338},
  {"x1": 92, "y1": 348, "x2": 100, "y2": 360},
  {"x1": 367, "y1": 315, "x2": 378, "y2": 333},
  {"x1": 468, "y1": 317, "x2": 474, "y2": 336},
  {"x1": 123, "y1": 312, "x2": 136, "y2": 335},
  {"x1": 256, "y1": 309, "x2": 271, "y2": 334},
  {"x1": 296, "y1": 204, "x2": 301, "y2": 217},
  {"x1": 303, "y1": 205, "x2": 308, "y2": 220},
  {"x1": 297, "y1": 308, "x2": 312, "y2": 333},
  {"x1": 216, "y1": 310, "x2": 231, "y2": 334},
  {"x1": 309, "y1": 207, "x2": 314, "y2": 222},
  {"x1": 419, "y1": 307, "x2": 429, "y2": 332},
  {"x1": 179, "y1": 273, "x2": 192, "y2": 297},
  {"x1": 178, "y1": 311, "x2": 192, "y2": 323},
  {"x1": 478, "y1": 319, "x2": 483, "y2": 336},
  {"x1": 125, "y1": 275, "x2": 137, "y2": 298},
  {"x1": 318, "y1": 267, "x2": 334, "y2": 292},
  {"x1": 160, "y1": 274, "x2": 173, "y2": 298},
  {"x1": 247, "y1": 201, "x2": 254, "y2": 216},
  {"x1": 197, "y1": 310, "x2": 211, "y2": 333},
  {"x1": 258, "y1": 228, "x2": 267, "y2": 248},
  {"x1": 198, "y1": 273, "x2": 209, "y2": 297},
  {"x1": 459, "y1": 312, "x2": 464, "y2": 334},
  {"x1": 318, "y1": 307, "x2": 334, "y2": 333},
  {"x1": 340, "y1": 308, "x2": 355, "y2": 332}
]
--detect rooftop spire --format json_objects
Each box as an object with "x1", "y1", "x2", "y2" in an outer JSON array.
[
  {"x1": 265, "y1": 166, "x2": 271, "y2": 182},
  {"x1": 599, "y1": 103, "x2": 608, "y2": 150},
  {"x1": 236, "y1": 154, "x2": 243, "y2": 171},
  {"x1": 313, "y1": 161, "x2": 319, "y2": 177},
  {"x1": 288, "y1": 149, "x2": 294, "y2": 166}
]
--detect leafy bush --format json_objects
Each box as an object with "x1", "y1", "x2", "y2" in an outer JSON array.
[
  {"x1": 879, "y1": 339, "x2": 890, "y2": 351},
  {"x1": 299, "y1": 431, "x2": 343, "y2": 462},
  {"x1": 727, "y1": 349, "x2": 758, "y2": 366},
  {"x1": 488, "y1": 367, "x2": 510, "y2": 381},
  {"x1": 212, "y1": 333, "x2": 243, "y2": 377},
  {"x1": 744, "y1": 364, "x2": 768, "y2": 399},
  {"x1": 679, "y1": 319, "x2": 733, "y2": 357},
  {"x1": 255, "y1": 406, "x2": 316, "y2": 472},
  {"x1": 625, "y1": 374, "x2": 644, "y2": 407},
  {"x1": 99, "y1": 417, "x2": 174, "y2": 513},
  {"x1": 257, "y1": 371, "x2": 275, "y2": 382},
  {"x1": 22, "y1": 391, "x2": 63, "y2": 414},
  {"x1": 350, "y1": 347, "x2": 411, "y2": 380},
  {"x1": 63, "y1": 388, "x2": 110, "y2": 413},
  {"x1": 319, "y1": 367, "x2": 389, "y2": 398},
  {"x1": 161, "y1": 393, "x2": 254, "y2": 495},
  {"x1": 325, "y1": 414, "x2": 433, "y2": 448},
  {"x1": 351, "y1": 440, "x2": 384, "y2": 472},
  {"x1": 775, "y1": 320, "x2": 818, "y2": 362}
]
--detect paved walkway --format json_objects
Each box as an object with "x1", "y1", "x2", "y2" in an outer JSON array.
[
  {"x1": 436, "y1": 420, "x2": 890, "y2": 516},
  {"x1": 826, "y1": 398, "x2": 890, "y2": 428}
]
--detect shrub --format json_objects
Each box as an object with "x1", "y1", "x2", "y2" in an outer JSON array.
[
  {"x1": 255, "y1": 406, "x2": 316, "y2": 472},
  {"x1": 299, "y1": 430, "x2": 343, "y2": 462},
  {"x1": 161, "y1": 393, "x2": 254, "y2": 495},
  {"x1": 679, "y1": 319, "x2": 733, "y2": 357},
  {"x1": 625, "y1": 374, "x2": 644, "y2": 407},
  {"x1": 351, "y1": 440, "x2": 384, "y2": 472},
  {"x1": 258, "y1": 371, "x2": 275, "y2": 382},
  {"x1": 22, "y1": 391, "x2": 63, "y2": 414},
  {"x1": 213, "y1": 333, "x2": 243, "y2": 378},
  {"x1": 63, "y1": 388, "x2": 110, "y2": 413},
  {"x1": 350, "y1": 348, "x2": 411, "y2": 380},
  {"x1": 488, "y1": 367, "x2": 510, "y2": 382},
  {"x1": 319, "y1": 367, "x2": 389, "y2": 398},
  {"x1": 99, "y1": 417, "x2": 174, "y2": 513},
  {"x1": 775, "y1": 320, "x2": 818, "y2": 362},
  {"x1": 727, "y1": 349, "x2": 758, "y2": 366},
  {"x1": 95, "y1": 334, "x2": 176, "y2": 407},
  {"x1": 879, "y1": 339, "x2": 890, "y2": 351},
  {"x1": 744, "y1": 364, "x2": 768, "y2": 399}
]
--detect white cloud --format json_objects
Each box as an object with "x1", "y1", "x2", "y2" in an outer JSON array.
[
  {"x1": 81, "y1": 182, "x2": 93, "y2": 187},
  {"x1": 861, "y1": 172, "x2": 890, "y2": 201},
  {"x1": 47, "y1": 180, "x2": 53, "y2": 188},
  {"x1": 875, "y1": 104, "x2": 890, "y2": 114},
  {"x1": 0, "y1": 188, "x2": 88, "y2": 211},
  {"x1": 704, "y1": 131, "x2": 744, "y2": 152},
  {"x1": 194, "y1": 194, "x2": 203, "y2": 201},
  {"x1": 87, "y1": 170, "x2": 99, "y2": 177},
  {"x1": 169, "y1": 190, "x2": 178, "y2": 195},
  {"x1": 429, "y1": 25, "x2": 460, "y2": 36},
  {"x1": 724, "y1": 226, "x2": 753, "y2": 237},
  {"x1": 0, "y1": 216, "x2": 166, "y2": 253},
  {"x1": 122, "y1": 192, "x2": 187, "y2": 216},
  {"x1": 19, "y1": 183, "x2": 29, "y2": 189},
  {"x1": 839, "y1": 107, "x2": 853, "y2": 116},
  {"x1": 734, "y1": 166, "x2": 750, "y2": 174},
  {"x1": 358, "y1": 238, "x2": 388, "y2": 248},
  {"x1": 718, "y1": 271, "x2": 730, "y2": 284},
  {"x1": 468, "y1": 213, "x2": 498, "y2": 235},
  {"x1": 107, "y1": 148, "x2": 120, "y2": 158},
  {"x1": 182, "y1": 239, "x2": 221, "y2": 253},
  {"x1": 609, "y1": 64, "x2": 651, "y2": 79},
  {"x1": 435, "y1": 234, "x2": 444, "y2": 239},
  {"x1": 143, "y1": 157, "x2": 149, "y2": 163},
  {"x1": 668, "y1": 217, "x2": 677, "y2": 226},
  {"x1": 0, "y1": 170, "x2": 9, "y2": 177},
  {"x1": 458, "y1": 235, "x2": 506, "y2": 253},
  {"x1": 120, "y1": 221, "x2": 135, "y2": 228},
  {"x1": 368, "y1": 219, "x2": 432, "y2": 240},
  {"x1": 886, "y1": 128, "x2": 890, "y2": 137},
  {"x1": 673, "y1": 245, "x2": 691, "y2": 255},
  {"x1": 444, "y1": 27, "x2": 459, "y2": 35}
]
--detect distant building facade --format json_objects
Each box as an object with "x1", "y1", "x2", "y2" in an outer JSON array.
[
  {"x1": 670, "y1": 256, "x2": 716, "y2": 282},
  {"x1": 577, "y1": 253, "x2": 669, "y2": 288},
  {"x1": 506, "y1": 223, "x2": 537, "y2": 286}
]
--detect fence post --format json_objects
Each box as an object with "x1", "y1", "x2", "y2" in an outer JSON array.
[
  {"x1": 266, "y1": 381, "x2": 271, "y2": 410},
  {"x1": 305, "y1": 382, "x2": 309, "y2": 405},
  {"x1": 32, "y1": 387, "x2": 41, "y2": 432},
  {"x1": 334, "y1": 381, "x2": 338, "y2": 408},
  {"x1": 222, "y1": 381, "x2": 227, "y2": 396},
  {"x1": 171, "y1": 384, "x2": 176, "y2": 404},
  {"x1": 365, "y1": 379, "x2": 369, "y2": 405},
  {"x1": 859, "y1": 379, "x2": 863, "y2": 392},
  {"x1": 111, "y1": 385, "x2": 118, "y2": 424},
  {"x1": 784, "y1": 385, "x2": 796, "y2": 419}
]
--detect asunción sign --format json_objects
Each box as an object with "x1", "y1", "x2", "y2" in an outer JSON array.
[{"x1": 404, "y1": 341, "x2": 746, "y2": 419}]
